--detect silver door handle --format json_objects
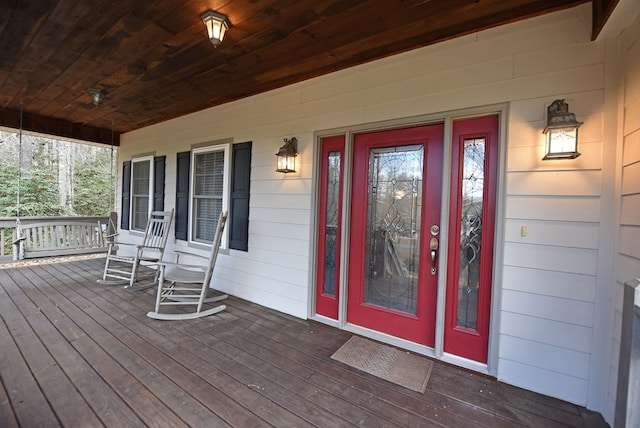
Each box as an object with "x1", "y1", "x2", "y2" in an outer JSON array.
[{"x1": 430, "y1": 237, "x2": 439, "y2": 275}]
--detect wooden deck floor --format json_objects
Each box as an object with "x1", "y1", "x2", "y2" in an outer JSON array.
[{"x1": 0, "y1": 257, "x2": 608, "y2": 427}]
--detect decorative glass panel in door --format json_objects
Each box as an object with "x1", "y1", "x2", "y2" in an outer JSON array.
[
  {"x1": 316, "y1": 136, "x2": 345, "y2": 319},
  {"x1": 363, "y1": 144, "x2": 423, "y2": 315}
]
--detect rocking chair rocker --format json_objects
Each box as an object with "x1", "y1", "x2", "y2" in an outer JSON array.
[
  {"x1": 99, "y1": 210, "x2": 174, "y2": 288},
  {"x1": 147, "y1": 211, "x2": 228, "y2": 320}
]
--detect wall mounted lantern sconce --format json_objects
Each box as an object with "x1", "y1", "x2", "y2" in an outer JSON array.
[
  {"x1": 542, "y1": 99, "x2": 583, "y2": 160},
  {"x1": 276, "y1": 137, "x2": 298, "y2": 173},
  {"x1": 88, "y1": 88, "x2": 105, "y2": 107},
  {"x1": 201, "y1": 10, "x2": 230, "y2": 47}
]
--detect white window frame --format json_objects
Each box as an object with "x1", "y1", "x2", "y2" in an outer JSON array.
[
  {"x1": 189, "y1": 143, "x2": 230, "y2": 247},
  {"x1": 130, "y1": 155, "x2": 154, "y2": 232}
]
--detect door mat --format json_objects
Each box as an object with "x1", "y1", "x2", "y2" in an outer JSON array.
[{"x1": 330, "y1": 336, "x2": 432, "y2": 393}]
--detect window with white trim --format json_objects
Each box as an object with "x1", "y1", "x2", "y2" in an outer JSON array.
[
  {"x1": 190, "y1": 145, "x2": 229, "y2": 244},
  {"x1": 131, "y1": 156, "x2": 153, "y2": 231}
]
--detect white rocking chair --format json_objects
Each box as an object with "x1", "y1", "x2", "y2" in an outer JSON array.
[
  {"x1": 147, "y1": 211, "x2": 228, "y2": 320},
  {"x1": 99, "y1": 210, "x2": 174, "y2": 288}
]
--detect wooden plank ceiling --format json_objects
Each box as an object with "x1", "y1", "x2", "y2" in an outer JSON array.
[{"x1": 0, "y1": 0, "x2": 599, "y2": 145}]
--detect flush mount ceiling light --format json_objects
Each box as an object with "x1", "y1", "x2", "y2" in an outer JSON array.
[
  {"x1": 542, "y1": 99, "x2": 583, "y2": 160},
  {"x1": 88, "y1": 88, "x2": 105, "y2": 107},
  {"x1": 201, "y1": 10, "x2": 230, "y2": 47}
]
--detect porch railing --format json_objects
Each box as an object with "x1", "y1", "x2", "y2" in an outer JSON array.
[{"x1": 0, "y1": 214, "x2": 116, "y2": 263}]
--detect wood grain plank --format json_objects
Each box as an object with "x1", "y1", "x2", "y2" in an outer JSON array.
[
  {"x1": 4, "y1": 268, "x2": 146, "y2": 427},
  {"x1": 84, "y1": 272, "x2": 498, "y2": 428},
  {"x1": 26, "y1": 273, "x2": 229, "y2": 428},
  {"x1": 55, "y1": 259, "x2": 407, "y2": 427},
  {"x1": 0, "y1": 376, "x2": 19, "y2": 428},
  {"x1": 0, "y1": 271, "x2": 61, "y2": 427},
  {"x1": 0, "y1": 258, "x2": 608, "y2": 428},
  {"x1": 53, "y1": 263, "x2": 354, "y2": 428},
  {"x1": 219, "y1": 299, "x2": 515, "y2": 428},
  {"x1": 32, "y1": 262, "x2": 278, "y2": 428},
  {"x1": 219, "y1": 296, "x2": 592, "y2": 423},
  {"x1": 0, "y1": 315, "x2": 55, "y2": 428},
  {"x1": 5, "y1": 266, "x2": 190, "y2": 428}
]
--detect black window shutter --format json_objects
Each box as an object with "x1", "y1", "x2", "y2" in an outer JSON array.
[
  {"x1": 120, "y1": 160, "x2": 131, "y2": 230},
  {"x1": 153, "y1": 155, "x2": 166, "y2": 211},
  {"x1": 175, "y1": 151, "x2": 191, "y2": 240},
  {"x1": 229, "y1": 142, "x2": 251, "y2": 251}
]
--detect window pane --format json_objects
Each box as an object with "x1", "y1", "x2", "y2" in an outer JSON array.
[
  {"x1": 132, "y1": 196, "x2": 149, "y2": 231},
  {"x1": 456, "y1": 138, "x2": 485, "y2": 331},
  {"x1": 192, "y1": 150, "x2": 225, "y2": 243},
  {"x1": 131, "y1": 160, "x2": 151, "y2": 230},
  {"x1": 194, "y1": 197, "x2": 222, "y2": 241},
  {"x1": 132, "y1": 160, "x2": 150, "y2": 194},
  {"x1": 195, "y1": 151, "x2": 224, "y2": 196}
]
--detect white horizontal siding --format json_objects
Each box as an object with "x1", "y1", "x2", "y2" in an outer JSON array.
[
  {"x1": 619, "y1": 225, "x2": 640, "y2": 258},
  {"x1": 504, "y1": 218, "x2": 599, "y2": 248},
  {"x1": 624, "y1": 97, "x2": 640, "y2": 136},
  {"x1": 250, "y1": 193, "x2": 311, "y2": 211},
  {"x1": 619, "y1": 254, "x2": 640, "y2": 284},
  {"x1": 497, "y1": 10, "x2": 610, "y2": 403},
  {"x1": 498, "y1": 359, "x2": 588, "y2": 405},
  {"x1": 622, "y1": 160, "x2": 640, "y2": 195},
  {"x1": 248, "y1": 234, "x2": 309, "y2": 258},
  {"x1": 249, "y1": 221, "x2": 310, "y2": 242},
  {"x1": 499, "y1": 335, "x2": 590, "y2": 379},
  {"x1": 505, "y1": 196, "x2": 600, "y2": 222},
  {"x1": 502, "y1": 290, "x2": 594, "y2": 327},
  {"x1": 500, "y1": 311, "x2": 592, "y2": 353},
  {"x1": 600, "y1": 7, "x2": 640, "y2": 423},
  {"x1": 620, "y1": 193, "x2": 640, "y2": 224},
  {"x1": 623, "y1": 128, "x2": 640, "y2": 164},
  {"x1": 250, "y1": 207, "x2": 309, "y2": 225},
  {"x1": 214, "y1": 265, "x2": 307, "y2": 318},
  {"x1": 507, "y1": 170, "x2": 602, "y2": 197},
  {"x1": 503, "y1": 242, "x2": 598, "y2": 275},
  {"x1": 503, "y1": 265, "x2": 596, "y2": 302}
]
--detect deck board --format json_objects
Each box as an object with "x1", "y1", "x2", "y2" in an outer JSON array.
[{"x1": 0, "y1": 257, "x2": 608, "y2": 428}]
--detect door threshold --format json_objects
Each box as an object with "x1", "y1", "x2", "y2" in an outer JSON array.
[
  {"x1": 343, "y1": 323, "x2": 436, "y2": 359},
  {"x1": 441, "y1": 352, "x2": 490, "y2": 375}
]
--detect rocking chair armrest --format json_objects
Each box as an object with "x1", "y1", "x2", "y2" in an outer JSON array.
[
  {"x1": 156, "y1": 260, "x2": 207, "y2": 272},
  {"x1": 136, "y1": 244, "x2": 163, "y2": 251},
  {"x1": 111, "y1": 241, "x2": 136, "y2": 247},
  {"x1": 174, "y1": 250, "x2": 209, "y2": 263}
]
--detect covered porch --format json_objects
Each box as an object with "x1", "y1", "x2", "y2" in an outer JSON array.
[{"x1": 0, "y1": 256, "x2": 606, "y2": 427}]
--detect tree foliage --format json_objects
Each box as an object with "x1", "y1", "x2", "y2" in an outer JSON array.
[
  {"x1": 73, "y1": 150, "x2": 115, "y2": 216},
  {"x1": 0, "y1": 130, "x2": 116, "y2": 217}
]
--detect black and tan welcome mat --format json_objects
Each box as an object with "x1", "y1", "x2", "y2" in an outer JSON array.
[{"x1": 330, "y1": 336, "x2": 432, "y2": 393}]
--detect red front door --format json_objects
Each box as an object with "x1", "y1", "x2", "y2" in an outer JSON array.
[{"x1": 347, "y1": 124, "x2": 444, "y2": 346}]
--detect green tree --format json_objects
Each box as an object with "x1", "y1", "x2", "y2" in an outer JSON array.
[
  {"x1": 73, "y1": 150, "x2": 115, "y2": 216},
  {"x1": 0, "y1": 130, "x2": 116, "y2": 217},
  {"x1": 0, "y1": 164, "x2": 20, "y2": 216}
]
